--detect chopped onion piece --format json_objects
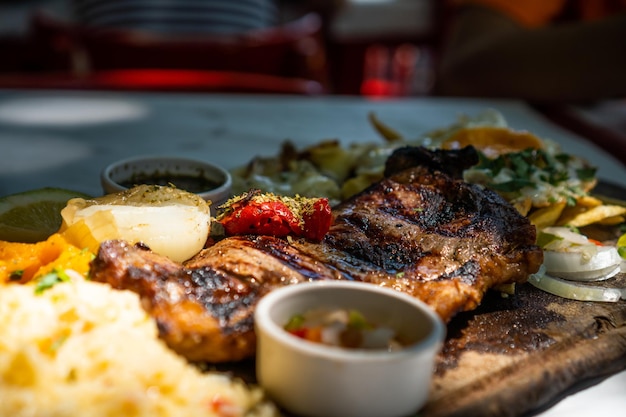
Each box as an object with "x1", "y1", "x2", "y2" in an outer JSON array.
[
  {"x1": 528, "y1": 267, "x2": 623, "y2": 302},
  {"x1": 362, "y1": 327, "x2": 397, "y2": 350}
]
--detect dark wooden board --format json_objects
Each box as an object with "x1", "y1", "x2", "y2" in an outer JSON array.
[{"x1": 422, "y1": 273, "x2": 626, "y2": 417}]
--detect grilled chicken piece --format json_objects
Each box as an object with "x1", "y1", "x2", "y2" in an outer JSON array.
[
  {"x1": 89, "y1": 240, "x2": 264, "y2": 362},
  {"x1": 90, "y1": 153, "x2": 543, "y2": 363}
]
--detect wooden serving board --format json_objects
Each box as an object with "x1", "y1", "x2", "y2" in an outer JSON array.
[{"x1": 422, "y1": 272, "x2": 626, "y2": 417}]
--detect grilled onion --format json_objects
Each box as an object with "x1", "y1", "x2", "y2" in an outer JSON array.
[{"x1": 59, "y1": 185, "x2": 211, "y2": 262}]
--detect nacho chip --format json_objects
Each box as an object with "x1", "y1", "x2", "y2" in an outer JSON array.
[
  {"x1": 573, "y1": 195, "x2": 603, "y2": 208},
  {"x1": 597, "y1": 215, "x2": 625, "y2": 226},
  {"x1": 513, "y1": 198, "x2": 533, "y2": 216},
  {"x1": 557, "y1": 204, "x2": 626, "y2": 228},
  {"x1": 441, "y1": 126, "x2": 544, "y2": 158},
  {"x1": 528, "y1": 202, "x2": 567, "y2": 229}
]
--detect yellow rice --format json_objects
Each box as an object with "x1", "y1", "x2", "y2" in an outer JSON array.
[{"x1": 0, "y1": 273, "x2": 278, "y2": 417}]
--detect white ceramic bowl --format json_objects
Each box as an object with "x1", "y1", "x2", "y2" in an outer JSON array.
[
  {"x1": 254, "y1": 281, "x2": 446, "y2": 417},
  {"x1": 100, "y1": 155, "x2": 232, "y2": 208}
]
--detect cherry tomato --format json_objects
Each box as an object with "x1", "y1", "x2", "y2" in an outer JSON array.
[
  {"x1": 301, "y1": 198, "x2": 332, "y2": 241},
  {"x1": 220, "y1": 200, "x2": 300, "y2": 237},
  {"x1": 217, "y1": 191, "x2": 332, "y2": 241}
]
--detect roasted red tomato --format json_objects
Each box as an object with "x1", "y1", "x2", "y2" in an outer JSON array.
[
  {"x1": 216, "y1": 190, "x2": 332, "y2": 242},
  {"x1": 301, "y1": 198, "x2": 332, "y2": 241}
]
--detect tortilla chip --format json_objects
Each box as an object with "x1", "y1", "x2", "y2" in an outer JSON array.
[
  {"x1": 514, "y1": 198, "x2": 533, "y2": 216},
  {"x1": 574, "y1": 195, "x2": 603, "y2": 208},
  {"x1": 557, "y1": 204, "x2": 626, "y2": 228},
  {"x1": 557, "y1": 198, "x2": 602, "y2": 225},
  {"x1": 597, "y1": 215, "x2": 625, "y2": 226},
  {"x1": 528, "y1": 202, "x2": 567, "y2": 229}
]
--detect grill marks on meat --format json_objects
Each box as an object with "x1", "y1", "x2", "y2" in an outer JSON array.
[
  {"x1": 296, "y1": 166, "x2": 542, "y2": 321},
  {"x1": 90, "y1": 156, "x2": 543, "y2": 363},
  {"x1": 90, "y1": 235, "x2": 339, "y2": 362},
  {"x1": 90, "y1": 240, "x2": 263, "y2": 362}
]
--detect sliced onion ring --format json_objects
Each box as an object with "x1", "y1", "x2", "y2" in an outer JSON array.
[
  {"x1": 528, "y1": 266, "x2": 624, "y2": 302},
  {"x1": 543, "y1": 246, "x2": 621, "y2": 281},
  {"x1": 547, "y1": 263, "x2": 621, "y2": 281}
]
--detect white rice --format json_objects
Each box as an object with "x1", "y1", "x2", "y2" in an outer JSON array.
[{"x1": 0, "y1": 275, "x2": 278, "y2": 417}]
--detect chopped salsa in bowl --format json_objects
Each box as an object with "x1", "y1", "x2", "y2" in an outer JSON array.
[{"x1": 284, "y1": 307, "x2": 406, "y2": 351}]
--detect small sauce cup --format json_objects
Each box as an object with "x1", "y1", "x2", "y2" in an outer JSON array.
[
  {"x1": 254, "y1": 281, "x2": 446, "y2": 417},
  {"x1": 100, "y1": 155, "x2": 232, "y2": 208}
]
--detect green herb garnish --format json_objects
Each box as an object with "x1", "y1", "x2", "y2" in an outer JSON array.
[
  {"x1": 347, "y1": 309, "x2": 372, "y2": 330},
  {"x1": 468, "y1": 148, "x2": 597, "y2": 206},
  {"x1": 284, "y1": 314, "x2": 306, "y2": 331},
  {"x1": 34, "y1": 269, "x2": 71, "y2": 295}
]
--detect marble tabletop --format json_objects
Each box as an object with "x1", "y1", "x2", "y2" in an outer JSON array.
[
  {"x1": 1, "y1": 90, "x2": 624, "y2": 198},
  {"x1": 0, "y1": 89, "x2": 624, "y2": 416}
]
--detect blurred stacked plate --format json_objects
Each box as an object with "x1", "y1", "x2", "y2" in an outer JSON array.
[{"x1": 71, "y1": 0, "x2": 279, "y2": 35}]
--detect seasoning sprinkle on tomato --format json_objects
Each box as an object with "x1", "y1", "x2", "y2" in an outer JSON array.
[{"x1": 215, "y1": 190, "x2": 332, "y2": 242}]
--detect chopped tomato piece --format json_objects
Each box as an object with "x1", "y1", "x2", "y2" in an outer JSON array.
[{"x1": 288, "y1": 326, "x2": 323, "y2": 343}]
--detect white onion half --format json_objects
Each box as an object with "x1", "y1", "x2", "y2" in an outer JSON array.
[{"x1": 60, "y1": 185, "x2": 211, "y2": 262}]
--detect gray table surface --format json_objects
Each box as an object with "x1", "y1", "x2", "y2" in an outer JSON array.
[{"x1": 1, "y1": 90, "x2": 624, "y2": 198}]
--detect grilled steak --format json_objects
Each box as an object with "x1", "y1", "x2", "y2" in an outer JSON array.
[{"x1": 90, "y1": 149, "x2": 543, "y2": 363}]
